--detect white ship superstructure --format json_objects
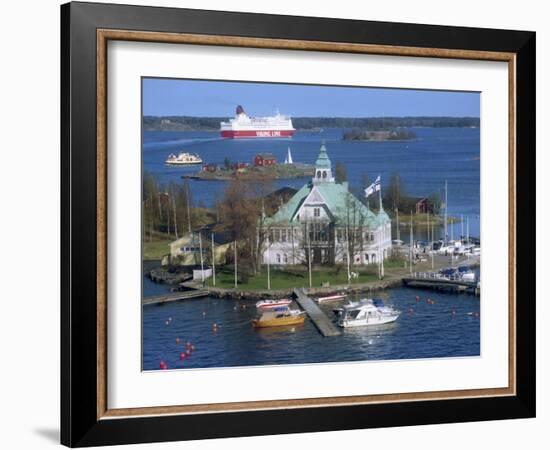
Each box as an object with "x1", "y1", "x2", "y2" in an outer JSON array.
[{"x1": 220, "y1": 105, "x2": 295, "y2": 138}]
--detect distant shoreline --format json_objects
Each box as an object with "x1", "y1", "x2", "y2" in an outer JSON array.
[{"x1": 143, "y1": 116, "x2": 480, "y2": 132}]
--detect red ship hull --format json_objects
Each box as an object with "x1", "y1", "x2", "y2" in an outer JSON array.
[{"x1": 221, "y1": 129, "x2": 294, "y2": 139}]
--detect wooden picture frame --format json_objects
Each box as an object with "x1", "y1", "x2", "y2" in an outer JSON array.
[{"x1": 61, "y1": 1, "x2": 535, "y2": 446}]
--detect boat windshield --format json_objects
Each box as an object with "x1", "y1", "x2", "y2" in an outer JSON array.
[{"x1": 344, "y1": 309, "x2": 362, "y2": 320}]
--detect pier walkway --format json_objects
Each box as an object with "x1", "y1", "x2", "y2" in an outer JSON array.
[
  {"x1": 293, "y1": 288, "x2": 341, "y2": 337},
  {"x1": 402, "y1": 272, "x2": 479, "y2": 295},
  {"x1": 142, "y1": 289, "x2": 210, "y2": 306}
]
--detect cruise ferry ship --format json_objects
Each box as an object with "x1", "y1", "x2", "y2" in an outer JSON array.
[{"x1": 220, "y1": 105, "x2": 295, "y2": 139}]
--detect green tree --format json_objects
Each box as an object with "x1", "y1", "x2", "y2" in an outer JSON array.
[
  {"x1": 386, "y1": 172, "x2": 405, "y2": 211},
  {"x1": 335, "y1": 161, "x2": 347, "y2": 183}
]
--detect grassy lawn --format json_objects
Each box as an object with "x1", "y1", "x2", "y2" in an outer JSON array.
[
  {"x1": 143, "y1": 239, "x2": 171, "y2": 260},
  {"x1": 206, "y1": 267, "x2": 380, "y2": 290}
]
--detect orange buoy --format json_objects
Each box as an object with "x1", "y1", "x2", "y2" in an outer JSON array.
[
  {"x1": 190, "y1": 344, "x2": 196, "y2": 351},
  {"x1": 175, "y1": 337, "x2": 180, "y2": 344}
]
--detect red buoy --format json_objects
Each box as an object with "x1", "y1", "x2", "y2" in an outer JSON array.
[
  {"x1": 180, "y1": 352, "x2": 187, "y2": 360},
  {"x1": 159, "y1": 361, "x2": 167, "y2": 370}
]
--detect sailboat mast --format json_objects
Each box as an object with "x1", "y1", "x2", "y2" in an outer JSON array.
[{"x1": 444, "y1": 180, "x2": 448, "y2": 243}]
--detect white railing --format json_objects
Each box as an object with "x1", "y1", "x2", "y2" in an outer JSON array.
[{"x1": 412, "y1": 272, "x2": 465, "y2": 282}]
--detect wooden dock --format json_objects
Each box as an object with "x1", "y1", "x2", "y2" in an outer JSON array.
[
  {"x1": 402, "y1": 272, "x2": 479, "y2": 295},
  {"x1": 142, "y1": 289, "x2": 209, "y2": 306},
  {"x1": 293, "y1": 289, "x2": 341, "y2": 337}
]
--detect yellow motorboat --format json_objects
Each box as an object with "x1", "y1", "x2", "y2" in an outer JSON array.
[{"x1": 252, "y1": 309, "x2": 305, "y2": 328}]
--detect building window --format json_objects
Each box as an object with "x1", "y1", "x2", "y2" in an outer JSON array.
[
  {"x1": 314, "y1": 207, "x2": 320, "y2": 217},
  {"x1": 316, "y1": 170, "x2": 321, "y2": 178},
  {"x1": 365, "y1": 253, "x2": 369, "y2": 263},
  {"x1": 276, "y1": 253, "x2": 281, "y2": 263},
  {"x1": 284, "y1": 254, "x2": 288, "y2": 264},
  {"x1": 322, "y1": 170, "x2": 327, "y2": 179}
]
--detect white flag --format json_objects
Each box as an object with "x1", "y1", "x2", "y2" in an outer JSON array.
[{"x1": 364, "y1": 175, "x2": 381, "y2": 198}]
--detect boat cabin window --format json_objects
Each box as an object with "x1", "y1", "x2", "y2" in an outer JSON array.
[{"x1": 345, "y1": 310, "x2": 361, "y2": 319}]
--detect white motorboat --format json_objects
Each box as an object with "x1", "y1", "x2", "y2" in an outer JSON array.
[
  {"x1": 336, "y1": 299, "x2": 400, "y2": 328},
  {"x1": 255, "y1": 299, "x2": 292, "y2": 310},
  {"x1": 165, "y1": 152, "x2": 203, "y2": 165},
  {"x1": 315, "y1": 293, "x2": 347, "y2": 303}
]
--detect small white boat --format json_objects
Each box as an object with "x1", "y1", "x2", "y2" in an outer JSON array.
[
  {"x1": 461, "y1": 272, "x2": 476, "y2": 282},
  {"x1": 255, "y1": 299, "x2": 292, "y2": 310},
  {"x1": 336, "y1": 299, "x2": 400, "y2": 328},
  {"x1": 165, "y1": 152, "x2": 203, "y2": 165},
  {"x1": 315, "y1": 294, "x2": 347, "y2": 303}
]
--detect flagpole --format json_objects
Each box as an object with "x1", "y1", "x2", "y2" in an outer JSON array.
[
  {"x1": 396, "y1": 207, "x2": 400, "y2": 241},
  {"x1": 211, "y1": 233, "x2": 216, "y2": 286},
  {"x1": 307, "y1": 222, "x2": 313, "y2": 288},
  {"x1": 378, "y1": 175, "x2": 384, "y2": 279},
  {"x1": 378, "y1": 175, "x2": 383, "y2": 213},
  {"x1": 199, "y1": 232, "x2": 204, "y2": 283},
  {"x1": 266, "y1": 233, "x2": 271, "y2": 290},
  {"x1": 345, "y1": 225, "x2": 351, "y2": 284},
  {"x1": 234, "y1": 241, "x2": 238, "y2": 288},
  {"x1": 409, "y1": 210, "x2": 413, "y2": 275}
]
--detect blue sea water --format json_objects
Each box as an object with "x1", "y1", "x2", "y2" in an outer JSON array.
[
  {"x1": 143, "y1": 127, "x2": 480, "y2": 239},
  {"x1": 142, "y1": 127, "x2": 480, "y2": 370},
  {"x1": 142, "y1": 268, "x2": 480, "y2": 371}
]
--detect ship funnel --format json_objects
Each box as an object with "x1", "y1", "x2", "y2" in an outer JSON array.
[{"x1": 236, "y1": 105, "x2": 245, "y2": 115}]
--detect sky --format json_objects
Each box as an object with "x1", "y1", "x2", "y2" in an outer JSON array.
[{"x1": 143, "y1": 78, "x2": 480, "y2": 118}]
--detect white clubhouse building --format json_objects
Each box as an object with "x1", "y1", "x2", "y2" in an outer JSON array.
[{"x1": 262, "y1": 143, "x2": 392, "y2": 266}]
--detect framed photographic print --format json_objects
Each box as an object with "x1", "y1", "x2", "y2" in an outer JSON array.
[{"x1": 61, "y1": 1, "x2": 536, "y2": 447}]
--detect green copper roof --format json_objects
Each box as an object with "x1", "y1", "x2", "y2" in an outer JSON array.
[
  {"x1": 315, "y1": 144, "x2": 332, "y2": 169},
  {"x1": 263, "y1": 142, "x2": 390, "y2": 228},
  {"x1": 263, "y1": 181, "x2": 389, "y2": 228},
  {"x1": 263, "y1": 184, "x2": 310, "y2": 226}
]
